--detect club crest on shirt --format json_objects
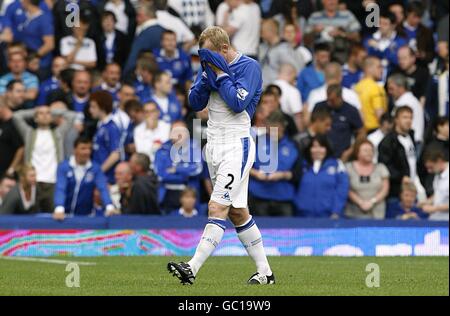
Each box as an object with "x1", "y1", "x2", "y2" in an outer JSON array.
[{"x1": 237, "y1": 88, "x2": 249, "y2": 101}]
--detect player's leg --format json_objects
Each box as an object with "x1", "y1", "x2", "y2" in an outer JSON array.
[
  {"x1": 229, "y1": 207, "x2": 274, "y2": 284},
  {"x1": 228, "y1": 137, "x2": 274, "y2": 284},
  {"x1": 186, "y1": 201, "x2": 229, "y2": 276},
  {"x1": 168, "y1": 143, "x2": 231, "y2": 284}
]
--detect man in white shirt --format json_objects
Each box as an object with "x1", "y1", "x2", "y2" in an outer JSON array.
[
  {"x1": 387, "y1": 73, "x2": 425, "y2": 145},
  {"x1": 273, "y1": 63, "x2": 303, "y2": 131},
  {"x1": 217, "y1": 0, "x2": 261, "y2": 58},
  {"x1": 422, "y1": 148, "x2": 449, "y2": 221},
  {"x1": 60, "y1": 17, "x2": 97, "y2": 70},
  {"x1": 306, "y1": 62, "x2": 362, "y2": 125},
  {"x1": 13, "y1": 105, "x2": 76, "y2": 212},
  {"x1": 133, "y1": 101, "x2": 171, "y2": 164}
]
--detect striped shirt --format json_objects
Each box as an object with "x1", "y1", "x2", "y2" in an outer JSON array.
[{"x1": 305, "y1": 10, "x2": 361, "y2": 42}]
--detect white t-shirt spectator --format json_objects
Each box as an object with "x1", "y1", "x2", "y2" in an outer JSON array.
[
  {"x1": 307, "y1": 85, "x2": 362, "y2": 112},
  {"x1": 393, "y1": 92, "x2": 424, "y2": 143},
  {"x1": 273, "y1": 79, "x2": 303, "y2": 116},
  {"x1": 60, "y1": 36, "x2": 97, "y2": 69},
  {"x1": 430, "y1": 163, "x2": 449, "y2": 221},
  {"x1": 134, "y1": 121, "x2": 171, "y2": 164}
]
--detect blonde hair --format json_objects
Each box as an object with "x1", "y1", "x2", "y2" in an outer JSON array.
[
  {"x1": 401, "y1": 182, "x2": 417, "y2": 194},
  {"x1": 199, "y1": 26, "x2": 230, "y2": 50}
]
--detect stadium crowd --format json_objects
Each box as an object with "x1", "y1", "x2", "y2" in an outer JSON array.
[{"x1": 0, "y1": 0, "x2": 448, "y2": 221}]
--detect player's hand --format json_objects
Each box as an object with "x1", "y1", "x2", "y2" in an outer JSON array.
[{"x1": 53, "y1": 212, "x2": 65, "y2": 221}]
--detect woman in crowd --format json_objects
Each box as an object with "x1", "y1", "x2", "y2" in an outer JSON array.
[
  {"x1": 345, "y1": 140, "x2": 390, "y2": 219},
  {"x1": 0, "y1": 165, "x2": 37, "y2": 214},
  {"x1": 294, "y1": 135, "x2": 349, "y2": 218}
]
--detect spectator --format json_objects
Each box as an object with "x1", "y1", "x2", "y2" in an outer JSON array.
[
  {"x1": 258, "y1": 89, "x2": 298, "y2": 137},
  {"x1": 0, "y1": 0, "x2": 51, "y2": 44},
  {"x1": 217, "y1": 0, "x2": 261, "y2": 59},
  {"x1": 314, "y1": 84, "x2": 365, "y2": 161},
  {"x1": 99, "y1": 0, "x2": 137, "y2": 37},
  {"x1": 134, "y1": 101, "x2": 171, "y2": 164},
  {"x1": 114, "y1": 84, "x2": 137, "y2": 156},
  {"x1": 93, "y1": 63, "x2": 122, "y2": 102},
  {"x1": 113, "y1": 161, "x2": 133, "y2": 212},
  {"x1": 421, "y1": 148, "x2": 449, "y2": 221},
  {"x1": 153, "y1": 30, "x2": 193, "y2": 91},
  {"x1": 399, "y1": 1, "x2": 435, "y2": 66},
  {"x1": 354, "y1": 56, "x2": 388, "y2": 132},
  {"x1": 426, "y1": 56, "x2": 449, "y2": 120},
  {"x1": 296, "y1": 42, "x2": 330, "y2": 101},
  {"x1": 13, "y1": 105, "x2": 76, "y2": 212},
  {"x1": 53, "y1": 0, "x2": 101, "y2": 48},
  {"x1": 294, "y1": 134, "x2": 349, "y2": 218},
  {"x1": 53, "y1": 136, "x2": 117, "y2": 220},
  {"x1": 169, "y1": 187, "x2": 199, "y2": 217},
  {"x1": 123, "y1": 98, "x2": 145, "y2": 155},
  {"x1": 295, "y1": 107, "x2": 332, "y2": 155},
  {"x1": 389, "y1": 3, "x2": 405, "y2": 25},
  {"x1": 89, "y1": 90, "x2": 121, "y2": 184},
  {"x1": 379, "y1": 106, "x2": 419, "y2": 200},
  {"x1": 367, "y1": 113, "x2": 394, "y2": 162},
  {"x1": 419, "y1": 117, "x2": 449, "y2": 196},
  {"x1": 387, "y1": 73, "x2": 425, "y2": 147},
  {"x1": 304, "y1": 0, "x2": 361, "y2": 48},
  {"x1": 0, "y1": 99, "x2": 24, "y2": 178},
  {"x1": 259, "y1": 18, "x2": 298, "y2": 87},
  {"x1": 387, "y1": 182, "x2": 428, "y2": 220},
  {"x1": 155, "y1": 0, "x2": 195, "y2": 49},
  {"x1": 36, "y1": 56, "x2": 67, "y2": 106},
  {"x1": 0, "y1": 79, "x2": 26, "y2": 111},
  {"x1": 0, "y1": 175, "x2": 16, "y2": 206},
  {"x1": 306, "y1": 62, "x2": 362, "y2": 123},
  {"x1": 249, "y1": 111, "x2": 299, "y2": 217},
  {"x1": 21, "y1": 0, "x2": 54, "y2": 74},
  {"x1": 0, "y1": 164, "x2": 37, "y2": 215},
  {"x1": 273, "y1": 63, "x2": 303, "y2": 131},
  {"x1": 97, "y1": 10, "x2": 130, "y2": 70},
  {"x1": 364, "y1": 11, "x2": 407, "y2": 76},
  {"x1": 151, "y1": 71, "x2": 182, "y2": 124},
  {"x1": 133, "y1": 53, "x2": 159, "y2": 102},
  {"x1": 127, "y1": 152, "x2": 160, "y2": 214},
  {"x1": 342, "y1": 43, "x2": 366, "y2": 89},
  {"x1": 60, "y1": 14, "x2": 97, "y2": 70},
  {"x1": 282, "y1": 23, "x2": 309, "y2": 70},
  {"x1": 154, "y1": 121, "x2": 202, "y2": 214},
  {"x1": 345, "y1": 140, "x2": 390, "y2": 219},
  {"x1": 0, "y1": 52, "x2": 39, "y2": 103},
  {"x1": 394, "y1": 46, "x2": 430, "y2": 105},
  {"x1": 123, "y1": 0, "x2": 165, "y2": 76}
]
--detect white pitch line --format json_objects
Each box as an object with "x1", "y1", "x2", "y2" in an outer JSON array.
[{"x1": 0, "y1": 256, "x2": 97, "y2": 266}]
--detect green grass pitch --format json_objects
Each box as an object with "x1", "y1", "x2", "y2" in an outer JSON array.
[{"x1": 0, "y1": 256, "x2": 448, "y2": 296}]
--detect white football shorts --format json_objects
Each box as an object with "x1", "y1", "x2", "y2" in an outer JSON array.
[{"x1": 205, "y1": 136, "x2": 255, "y2": 209}]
